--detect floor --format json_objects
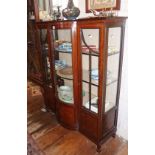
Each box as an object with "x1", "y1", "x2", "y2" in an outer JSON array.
[{"x1": 27, "y1": 82, "x2": 128, "y2": 155}]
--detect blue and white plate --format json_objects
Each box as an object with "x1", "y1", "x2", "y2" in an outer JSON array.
[
  {"x1": 91, "y1": 69, "x2": 99, "y2": 80},
  {"x1": 55, "y1": 60, "x2": 67, "y2": 70},
  {"x1": 55, "y1": 42, "x2": 72, "y2": 53}
]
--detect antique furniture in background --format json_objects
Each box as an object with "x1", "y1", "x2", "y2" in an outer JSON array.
[{"x1": 27, "y1": 0, "x2": 56, "y2": 112}]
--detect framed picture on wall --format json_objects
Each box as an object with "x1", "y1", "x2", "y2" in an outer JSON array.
[{"x1": 86, "y1": 0, "x2": 121, "y2": 13}]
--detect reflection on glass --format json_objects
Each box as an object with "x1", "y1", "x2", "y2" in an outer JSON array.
[
  {"x1": 52, "y1": 29, "x2": 74, "y2": 104},
  {"x1": 28, "y1": 0, "x2": 35, "y2": 20},
  {"x1": 27, "y1": 47, "x2": 42, "y2": 79},
  {"x1": 105, "y1": 27, "x2": 121, "y2": 112},
  {"x1": 38, "y1": 0, "x2": 53, "y2": 21},
  {"x1": 108, "y1": 27, "x2": 121, "y2": 55},
  {"x1": 27, "y1": 23, "x2": 42, "y2": 79},
  {"x1": 81, "y1": 29, "x2": 99, "y2": 56},
  {"x1": 81, "y1": 29, "x2": 99, "y2": 113},
  {"x1": 39, "y1": 29, "x2": 51, "y2": 82}
]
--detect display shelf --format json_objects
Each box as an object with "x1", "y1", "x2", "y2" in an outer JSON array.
[
  {"x1": 82, "y1": 51, "x2": 99, "y2": 57},
  {"x1": 82, "y1": 80, "x2": 98, "y2": 87},
  {"x1": 82, "y1": 91, "x2": 97, "y2": 112},
  {"x1": 56, "y1": 75, "x2": 73, "y2": 81},
  {"x1": 84, "y1": 100, "x2": 116, "y2": 113},
  {"x1": 82, "y1": 69, "x2": 118, "y2": 86},
  {"x1": 105, "y1": 102, "x2": 116, "y2": 112},
  {"x1": 82, "y1": 51, "x2": 119, "y2": 57},
  {"x1": 55, "y1": 48, "x2": 72, "y2": 54},
  {"x1": 56, "y1": 69, "x2": 73, "y2": 80},
  {"x1": 56, "y1": 83, "x2": 74, "y2": 104},
  {"x1": 82, "y1": 70, "x2": 99, "y2": 86},
  {"x1": 83, "y1": 91, "x2": 116, "y2": 113},
  {"x1": 58, "y1": 93, "x2": 74, "y2": 104},
  {"x1": 82, "y1": 78, "x2": 117, "y2": 87},
  {"x1": 108, "y1": 51, "x2": 119, "y2": 56},
  {"x1": 106, "y1": 79, "x2": 118, "y2": 86}
]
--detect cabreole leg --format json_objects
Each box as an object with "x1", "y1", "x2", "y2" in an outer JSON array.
[
  {"x1": 112, "y1": 132, "x2": 116, "y2": 138},
  {"x1": 96, "y1": 144, "x2": 101, "y2": 152}
]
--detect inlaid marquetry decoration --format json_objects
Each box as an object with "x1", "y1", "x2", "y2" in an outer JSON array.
[{"x1": 86, "y1": 0, "x2": 120, "y2": 12}]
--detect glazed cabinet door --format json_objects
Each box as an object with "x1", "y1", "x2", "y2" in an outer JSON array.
[
  {"x1": 38, "y1": 28, "x2": 52, "y2": 84},
  {"x1": 80, "y1": 28, "x2": 100, "y2": 113},
  {"x1": 77, "y1": 23, "x2": 104, "y2": 141},
  {"x1": 102, "y1": 25, "x2": 125, "y2": 136},
  {"x1": 50, "y1": 22, "x2": 78, "y2": 129},
  {"x1": 104, "y1": 27, "x2": 122, "y2": 112},
  {"x1": 52, "y1": 28, "x2": 74, "y2": 105},
  {"x1": 37, "y1": 28, "x2": 56, "y2": 111},
  {"x1": 27, "y1": 22, "x2": 43, "y2": 83}
]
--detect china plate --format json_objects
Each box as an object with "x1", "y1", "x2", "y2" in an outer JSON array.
[{"x1": 55, "y1": 48, "x2": 72, "y2": 53}]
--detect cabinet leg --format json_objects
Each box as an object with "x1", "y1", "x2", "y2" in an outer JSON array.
[
  {"x1": 41, "y1": 107, "x2": 48, "y2": 112},
  {"x1": 96, "y1": 144, "x2": 101, "y2": 152},
  {"x1": 112, "y1": 133, "x2": 116, "y2": 138}
]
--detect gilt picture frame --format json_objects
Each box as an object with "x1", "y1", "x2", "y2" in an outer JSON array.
[{"x1": 86, "y1": 0, "x2": 121, "y2": 13}]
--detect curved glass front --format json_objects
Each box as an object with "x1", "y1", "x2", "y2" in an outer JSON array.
[
  {"x1": 105, "y1": 27, "x2": 122, "y2": 112},
  {"x1": 52, "y1": 29, "x2": 74, "y2": 104}
]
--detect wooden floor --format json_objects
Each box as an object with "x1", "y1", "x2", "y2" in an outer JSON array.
[{"x1": 27, "y1": 82, "x2": 128, "y2": 155}]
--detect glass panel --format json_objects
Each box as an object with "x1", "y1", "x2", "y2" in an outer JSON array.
[
  {"x1": 52, "y1": 29, "x2": 74, "y2": 104},
  {"x1": 27, "y1": 24, "x2": 42, "y2": 80},
  {"x1": 27, "y1": 22, "x2": 35, "y2": 46},
  {"x1": 28, "y1": 0, "x2": 35, "y2": 20},
  {"x1": 38, "y1": 0, "x2": 53, "y2": 21},
  {"x1": 27, "y1": 46, "x2": 42, "y2": 80},
  {"x1": 105, "y1": 27, "x2": 121, "y2": 112},
  {"x1": 81, "y1": 29, "x2": 99, "y2": 113},
  {"x1": 39, "y1": 29, "x2": 51, "y2": 83}
]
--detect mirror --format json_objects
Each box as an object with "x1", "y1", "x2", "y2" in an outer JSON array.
[{"x1": 38, "y1": 0, "x2": 53, "y2": 21}]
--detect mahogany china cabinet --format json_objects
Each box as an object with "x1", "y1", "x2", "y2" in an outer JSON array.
[
  {"x1": 27, "y1": 0, "x2": 56, "y2": 112},
  {"x1": 27, "y1": 0, "x2": 127, "y2": 152}
]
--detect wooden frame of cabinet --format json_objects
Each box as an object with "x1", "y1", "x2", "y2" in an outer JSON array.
[
  {"x1": 76, "y1": 18, "x2": 126, "y2": 151},
  {"x1": 27, "y1": 17, "x2": 127, "y2": 152}
]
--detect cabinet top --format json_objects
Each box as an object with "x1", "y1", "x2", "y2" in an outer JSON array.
[{"x1": 35, "y1": 16, "x2": 127, "y2": 24}]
